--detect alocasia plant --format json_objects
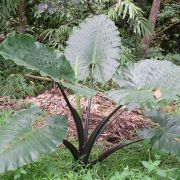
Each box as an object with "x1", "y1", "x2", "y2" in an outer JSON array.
[
  {"x1": 106, "y1": 59, "x2": 180, "y2": 109},
  {"x1": 0, "y1": 15, "x2": 179, "y2": 173},
  {"x1": 140, "y1": 111, "x2": 180, "y2": 154}
]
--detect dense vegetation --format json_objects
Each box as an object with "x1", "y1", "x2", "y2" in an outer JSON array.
[
  {"x1": 0, "y1": 0, "x2": 179, "y2": 97},
  {"x1": 0, "y1": 0, "x2": 179, "y2": 179}
]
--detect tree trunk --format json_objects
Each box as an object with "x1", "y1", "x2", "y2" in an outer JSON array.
[
  {"x1": 18, "y1": 0, "x2": 26, "y2": 33},
  {"x1": 143, "y1": 0, "x2": 161, "y2": 55},
  {"x1": 87, "y1": 0, "x2": 96, "y2": 15}
]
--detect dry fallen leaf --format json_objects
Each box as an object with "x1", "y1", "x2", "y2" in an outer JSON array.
[
  {"x1": 19, "y1": 136, "x2": 25, "y2": 141},
  {"x1": 174, "y1": 138, "x2": 180, "y2": 142},
  {"x1": 153, "y1": 89, "x2": 162, "y2": 100}
]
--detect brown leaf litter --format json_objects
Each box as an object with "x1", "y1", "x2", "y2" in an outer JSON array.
[{"x1": 0, "y1": 87, "x2": 151, "y2": 145}]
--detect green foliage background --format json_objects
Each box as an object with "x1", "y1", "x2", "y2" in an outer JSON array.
[{"x1": 0, "y1": 0, "x2": 179, "y2": 97}]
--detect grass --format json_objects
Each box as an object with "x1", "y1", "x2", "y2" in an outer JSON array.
[
  {"x1": 0, "y1": 141, "x2": 179, "y2": 180},
  {"x1": 0, "y1": 110, "x2": 179, "y2": 179}
]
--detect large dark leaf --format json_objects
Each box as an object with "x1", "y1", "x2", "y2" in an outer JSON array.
[
  {"x1": 0, "y1": 106, "x2": 68, "y2": 173},
  {"x1": 0, "y1": 33, "x2": 74, "y2": 82},
  {"x1": 140, "y1": 111, "x2": 180, "y2": 155},
  {"x1": 107, "y1": 60, "x2": 180, "y2": 109},
  {"x1": 65, "y1": 15, "x2": 121, "y2": 83}
]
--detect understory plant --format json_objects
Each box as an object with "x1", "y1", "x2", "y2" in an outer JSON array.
[
  {"x1": 0, "y1": 15, "x2": 179, "y2": 173},
  {"x1": 110, "y1": 159, "x2": 179, "y2": 180}
]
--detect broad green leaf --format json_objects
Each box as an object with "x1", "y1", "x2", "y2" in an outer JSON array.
[
  {"x1": 107, "y1": 60, "x2": 180, "y2": 109},
  {"x1": 141, "y1": 160, "x2": 161, "y2": 172},
  {"x1": 0, "y1": 33, "x2": 74, "y2": 82},
  {"x1": 0, "y1": 33, "x2": 96, "y2": 97},
  {"x1": 65, "y1": 15, "x2": 121, "y2": 83},
  {"x1": 140, "y1": 111, "x2": 180, "y2": 155},
  {"x1": 0, "y1": 106, "x2": 68, "y2": 173}
]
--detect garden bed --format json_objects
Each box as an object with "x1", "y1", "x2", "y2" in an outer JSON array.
[{"x1": 0, "y1": 87, "x2": 151, "y2": 145}]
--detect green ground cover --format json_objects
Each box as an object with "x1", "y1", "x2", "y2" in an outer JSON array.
[{"x1": 1, "y1": 141, "x2": 179, "y2": 180}]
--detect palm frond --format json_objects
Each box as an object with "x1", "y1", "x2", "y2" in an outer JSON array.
[
  {"x1": 108, "y1": 0, "x2": 154, "y2": 36},
  {"x1": 0, "y1": 0, "x2": 19, "y2": 18}
]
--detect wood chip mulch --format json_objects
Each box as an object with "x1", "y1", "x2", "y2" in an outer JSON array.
[{"x1": 0, "y1": 87, "x2": 152, "y2": 145}]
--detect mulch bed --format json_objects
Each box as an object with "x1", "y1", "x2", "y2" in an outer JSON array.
[{"x1": 0, "y1": 87, "x2": 151, "y2": 145}]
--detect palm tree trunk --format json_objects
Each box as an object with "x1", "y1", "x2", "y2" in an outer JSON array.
[
  {"x1": 18, "y1": 0, "x2": 26, "y2": 33},
  {"x1": 143, "y1": 0, "x2": 161, "y2": 55}
]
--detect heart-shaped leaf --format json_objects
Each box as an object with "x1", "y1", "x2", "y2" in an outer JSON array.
[
  {"x1": 0, "y1": 106, "x2": 68, "y2": 173},
  {"x1": 140, "y1": 111, "x2": 180, "y2": 155},
  {"x1": 65, "y1": 15, "x2": 121, "y2": 83},
  {"x1": 107, "y1": 60, "x2": 180, "y2": 109},
  {"x1": 0, "y1": 33, "x2": 96, "y2": 97},
  {"x1": 0, "y1": 33, "x2": 74, "y2": 82}
]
